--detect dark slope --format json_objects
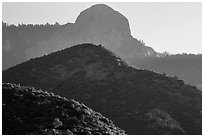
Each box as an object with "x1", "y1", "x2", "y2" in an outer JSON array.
[
  {"x1": 3, "y1": 43, "x2": 201, "y2": 135},
  {"x1": 2, "y1": 83, "x2": 126, "y2": 135}
]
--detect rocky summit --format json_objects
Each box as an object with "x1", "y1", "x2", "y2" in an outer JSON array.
[
  {"x1": 3, "y1": 43, "x2": 202, "y2": 135},
  {"x1": 2, "y1": 83, "x2": 126, "y2": 135}
]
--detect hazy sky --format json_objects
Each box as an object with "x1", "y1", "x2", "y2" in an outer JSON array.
[{"x1": 2, "y1": 2, "x2": 202, "y2": 54}]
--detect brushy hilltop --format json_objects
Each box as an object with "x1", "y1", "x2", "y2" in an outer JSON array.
[
  {"x1": 3, "y1": 43, "x2": 202, "y2": 135},
  {"x1": 2, "y1": 83, "x2": 126, "y2": 135}
]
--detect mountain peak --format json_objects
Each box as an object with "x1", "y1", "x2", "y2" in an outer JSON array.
[
  {"x1": 76, "y1": 4, "x2": 120, "y2": 22},
  {"x1": 85, "y1": 4, "x2": 115, "y2": 12},
  {"x1": 75, "y1": 4, "x2": 130, "y2": 36}
]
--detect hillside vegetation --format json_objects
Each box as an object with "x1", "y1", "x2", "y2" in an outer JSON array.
[{"x1": 3, "y1": 83, "x2": 126, "y2": 135}]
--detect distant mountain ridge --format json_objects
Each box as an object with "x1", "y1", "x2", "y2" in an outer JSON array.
[
  {"x1": 127, "y1": 54, "x2": 202, "y2": 89},
  {"x1": 3, "y1": 43, "x2": 201, "y2": 135}
]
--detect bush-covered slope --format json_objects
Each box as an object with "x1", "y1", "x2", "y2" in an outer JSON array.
[
  {"x1": 3, "y1": 43, "x2": 202, "y2": 134},
  {"x1": 2, "y1": 83, "x2": 126, "y2": 135}
]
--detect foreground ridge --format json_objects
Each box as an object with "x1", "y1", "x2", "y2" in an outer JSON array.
[{"x1": 2, "y1": 83, "x2": 126, "y2": 135}]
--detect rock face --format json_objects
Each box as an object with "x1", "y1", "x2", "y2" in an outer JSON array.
[
  {"x1": 2, "y1": 83, "x2": 126, "y2": 135},
  {"x1": 3, "y1": 43, "x2": 202, "y2": 135}
]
